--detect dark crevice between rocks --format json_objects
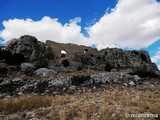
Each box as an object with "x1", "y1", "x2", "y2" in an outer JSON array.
[
  {"x1": 140, "y1": 53, "x2": 148, "y2": 63},
  {"x1": 90, "y1": 54, "x2": 94, "y2": 57},
  {"x1": 97, "y1": 55, "x2": 101, "y2": 60},
  {"x1": 133, "y1": 51, "x2": 139, "y2": 55},
  {"x1": 104, "y1": 63, "x2": 113, "y2": 72},
  {"x1": 0, "y1": 67, "x2": 8, "y2": 75},
  {"x1": 0, "y1": 49, "x2": 26, "y2": 65},
  {"x1": 77, "y1": 66, "x2": 83, "y2": 71},
  {"x1": 0, "y1": 81, "x2": 15, "y2": 94},
  {"x1": 130, "y1": 71, "x2": 159, "y2": 78},
  {"x1": 105, "y1": 51, "x2": 107, "y2": 55},
  {"x1": 34, "y1": 81, "x2": 48, "y2": 93},
  {"x1": 62, "y1": 60, "x2": 70, "y2": 67},
  {"x1": 45, "y1": 47, "x2": 54, "y2": 60},
  {"x1": 61, "y1": 54, "x2": 65, "y2": 58},
  {"x1": 0, "y1": 50, "x2": 12, "y2": 60},
  {"x1": 71, "y1": 76, "x2": 91, "y2": 86},
  {"x1": 9, "y1": 53, "x2": 26, "y2": 65}
]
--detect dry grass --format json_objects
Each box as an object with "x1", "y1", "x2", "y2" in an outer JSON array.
[
  {"x1": 0, "y1": 95, "x2": 52, "y2": 114},
  {"x1": 0, "y1": 86, "x2": 160, "y2": 120}
]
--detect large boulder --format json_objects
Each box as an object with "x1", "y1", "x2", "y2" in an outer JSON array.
[
  {"x1": 20, "y1": 63, "x2": 36, "y2": 74},
  {"x1": 34, "y1": 68, "x2": 57, "y2": 77},
  {"x1": 5, "y1": 35, "x2": 54, "y2": 67},
  {"x1": 6, "y1": 35, "x2": 38, "y2": 58}
]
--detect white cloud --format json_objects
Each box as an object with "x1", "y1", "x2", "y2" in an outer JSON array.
[
  {"x1": 151, "y1": 55, "x2": 160, "y2": 63},
  {"x1": 151, "y1": 49, "x2": 160, "y2": 63},
  {"x1": 0, "y1": 16, "x2": 89, "y2": 45},
  {"x1": 0, "y1": 0, "x2": 160, "y2": 50},
  {"x1": 158, "y1": 65, "x2": 160, "y2": 70},
  {"x1": 87, "y1": 0, "x2": 160, "y2": 49},
  {"x1": 151, "y1": 47, "x2": 160, "y2": 70}
]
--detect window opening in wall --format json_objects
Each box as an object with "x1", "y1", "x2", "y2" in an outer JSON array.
[
  {"x1": 84, "y1": 49, "x2": 88, "y2": 53},
  {"x1": 61, "y1": 49, "x2": 67, "y2": 58}
]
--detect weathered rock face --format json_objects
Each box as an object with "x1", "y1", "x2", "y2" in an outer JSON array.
[
  {"x1": 0, "y1": 35, "x2": 55, "y2": 76},
  {"x1": 0, "y1": 35, "x2": 160, "y2": 99},
  {"x1": 74, "y1": 48, "x2": 159, "y2": 77},
  {"x1": 34, "y1": 68, "x2": 57, "y2": 77},
  {"x1": 0, "y1": 72, "x2": 142, "y2": 98},
  {"x1": 0, "y1": 35, "x2": 159, "y2": 78},
  {"x1": 20, "y1": 63, "x2": 36, "y2": 74},
  {"x1": 5, "y1": 35, "x2": 54, "y2": 67},
  {"x1": 46, "y1": 40, "x2": 97, "y2": 58},
  {"x1": 6, "y1": 36, "x2": 37, "y2": 58}
]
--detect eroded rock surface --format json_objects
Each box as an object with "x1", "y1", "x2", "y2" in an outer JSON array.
[
  {"x1": 5, "y1": 35, "x2": 54, "y2": 67},
  {"x1": 0, "y1": 35, "x2": 159, "y2": 89},
  {"x1": 34, "y1": 68, "x2": 57, "y2": 77},
  {"x1": 0, "y1": 72, "x2": 143, "y2": 98}
]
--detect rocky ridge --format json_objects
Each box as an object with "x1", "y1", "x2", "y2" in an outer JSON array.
[
  {"x1": 0, "y1": 35, "x2": 160, "y2": 98},
  {"x1": 0, "y1": 72, "x2": 141, "y2": 99}
]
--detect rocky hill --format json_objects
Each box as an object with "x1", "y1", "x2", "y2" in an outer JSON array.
[
  {"x1": 0, "y1": 35, "x2": 159, "y2": 76},
  {"x1": 0, "y1": 35, "x2": 160, "y2": 120},
  {"x1": 0, "y1": 35, "x2": 160, "y2": 94}
]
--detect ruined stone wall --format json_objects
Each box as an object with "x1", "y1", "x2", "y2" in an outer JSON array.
[{"x1": 46, "y1": 40, "x2": 98, "y2": 58}]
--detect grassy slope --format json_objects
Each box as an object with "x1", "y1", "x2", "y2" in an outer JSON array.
[{"x1": 0, "y1": 83, "x2": 160, "y2": 120}]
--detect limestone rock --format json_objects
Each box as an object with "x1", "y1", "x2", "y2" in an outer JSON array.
[
  {"x1": 128, "y1": 81, "x2": 135, "y2": 86},
  {"x1": 21, "y1": 63, "x2": 36, "y2": 73},
  {"x1": 0, "y1": 35, "x2": 159, "y2": 79},
  {"x1": 34, "y1": 68, "x2": 57, "y2": 77},
  {"x1": 74, "y1": 48, "x2": 159, "y2": 77},
  {"x1": 5, "y1": 35, "x2": 54, "y2": 67}
]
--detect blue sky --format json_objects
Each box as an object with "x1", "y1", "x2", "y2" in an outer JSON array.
[
  {"x1": 0, "y1": 0, "x2": 160, "y2": 69},
  {"x1": 0, "y1": 0, "x2": 117, "y2": 45},
  {"x1": 0, "y1": 0, "x2": 117, "y2": 31}
]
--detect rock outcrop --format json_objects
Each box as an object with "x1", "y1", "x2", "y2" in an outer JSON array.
[
  {"x1": 0, "y1": 35, "x2": 160, "y2": 99},
  {"x1": 46, "y1": 38, "x2": 159, "y2": 77},
  {"x1": 0, "y1": 72, "x2": 141, "y2": 98},
  {"x1": 74, "y1": 48, "x2": 159, "y2": 77},
  {"x1": 34, "y1": 68, "x2": 57, "y2": 77},
  {"x1": 20, "y1": 63, "x2": 36, "y2": 74},
  {"x1": 0, "y1": 35, "x2": 159, "y2": 78},
  {"x1": 46, "y1": 40, "x2": 97, "y2": 58},
  {"x1": 5, "y1": 35, "x2": 54, "y2": 67}
]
